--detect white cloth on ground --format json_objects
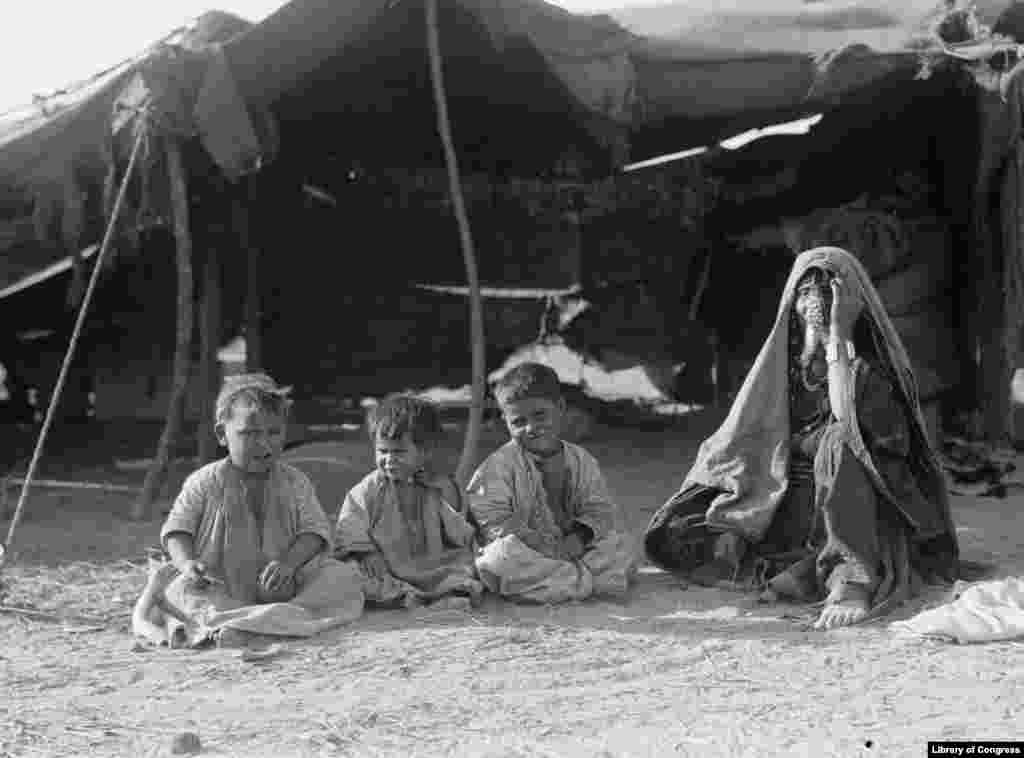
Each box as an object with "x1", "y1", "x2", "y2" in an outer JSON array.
[{"x1": 891, "y1": 576, "x2": 1024, "y2": 643}]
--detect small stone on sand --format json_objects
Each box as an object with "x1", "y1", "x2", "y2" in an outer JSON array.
[{"x1": 170, "y1": 731, "x2": 202, "y2": 755}]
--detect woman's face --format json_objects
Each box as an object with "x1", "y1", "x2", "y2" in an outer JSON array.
[{"x1": 793, "y1": 269, "x2": 831, "y2": 331}]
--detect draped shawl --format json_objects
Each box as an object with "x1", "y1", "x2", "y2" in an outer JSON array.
[{"x1": 678, "y1": 246, "x2": 955, "y2": 546}]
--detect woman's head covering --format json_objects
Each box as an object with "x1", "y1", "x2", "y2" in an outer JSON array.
[{"x1": 680, "y1": 246, "x2": 941, "y2": 540}]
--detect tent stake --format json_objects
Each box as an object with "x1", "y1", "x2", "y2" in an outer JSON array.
[
  {"x1": 426, "y1": 0, "x2": 485, "y2": 486},
  {"x1": 133, "y1": 136, "x2": 195, "y2": 519}
]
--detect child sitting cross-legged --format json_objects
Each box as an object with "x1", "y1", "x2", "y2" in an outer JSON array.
[
  {"x1": 469, "y1": 362, "x2": 636, "y2": 604},
  {"x1": 334, "y1": 393, "x2": 483, "y2": 610},
  {"x1": 133, "y1": 372, "x2": 365, "y2": 648}
]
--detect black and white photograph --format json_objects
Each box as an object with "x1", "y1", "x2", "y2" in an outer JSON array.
[{"x1": 1, "y1": 1, "x2": 1022, "y2": 756}]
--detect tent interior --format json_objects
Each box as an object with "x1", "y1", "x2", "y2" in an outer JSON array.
[
  {"x1": 696, "y1": 65, "x2": 977, "y2": 413},
  {"x1": 251, "y1": 60, "x2": 980, "y2": 435}
]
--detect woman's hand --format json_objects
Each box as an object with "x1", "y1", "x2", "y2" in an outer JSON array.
[
  {"x1": 361, "y1": 552, "x2": 390, "y2": 581},
  {"x1": 829, "y1": 276, "x2": 862, "y2": 338}
]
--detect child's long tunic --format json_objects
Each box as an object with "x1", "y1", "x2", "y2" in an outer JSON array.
[
  {"x1": 335, "y1": 471, "x2": 481, "y2": 604},
  {"x1": 143, "y1": 459, "x2": 364, "y2": 645},
  {"x1": 468, "y1": 440, "x2": 635, "y2": 603}
]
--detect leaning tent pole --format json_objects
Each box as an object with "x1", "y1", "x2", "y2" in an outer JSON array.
[
  {"x1": 426, "y1": 0, "x2": 485, "y2": 486},
  {"x1": 133, "y1": 136, "x2": 195, "y2": 520},
  {"x1": 0, "y1": 128, "x2": 146, "y2": 567}
]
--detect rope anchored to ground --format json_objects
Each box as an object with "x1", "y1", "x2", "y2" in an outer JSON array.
[{"x1": 0, "y1": 122, "x2": 147, "y2": 572}]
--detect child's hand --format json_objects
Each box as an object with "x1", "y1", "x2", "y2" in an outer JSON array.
[
  {"x1": 361, "y1": 553, "x2": 390, "y2": 581},
  {"x1": 177, "y1": 559, "x2": 210, "y2": 588},
  {"x1": 413, "y1": 468, "x2": 447, "y2": 490},
  {"x1": 258, "y1": 560, "x2": 296, "y2": 594},
  {"x1": 559, "y1": 533, "x2": 587, "y2": 561}
]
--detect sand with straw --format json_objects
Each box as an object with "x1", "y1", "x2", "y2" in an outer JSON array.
[{"x1": 2, "y1": 430, "x2": 1024, "y2": 757}]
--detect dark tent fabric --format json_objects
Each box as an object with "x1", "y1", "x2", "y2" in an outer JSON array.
[
  {"x1": 2, "y1": 0, "x2": 998, "y2": 185},
  {"x1": 0, "y1": 13, "x2": 256, "y2": 295},
  {"x1": 2, "y1": 0, "x2": 1022, "y2": 295},
  {"x1": 221, "y1": 0, "x2": 921, "y2": 165},
  {"x1": 5, "y1": 0, "x2": 1022, "y2": 170},
  {"x1": 280, "y1": 441, "x2": 367, "y2": 521}
]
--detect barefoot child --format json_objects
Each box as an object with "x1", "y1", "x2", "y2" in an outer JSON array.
[
  {"x1": 132, "y1": 560, "x2": 197, "y2": 648},
  {"x1": 469, "y1": 362, "x2": 635, "y2": 604},
  {"x1": 335, "y1": 393, "x2": 482, "y2": 609},
  {"x1": 133, "y1": 373, "x2": 364, "y2": 648}
]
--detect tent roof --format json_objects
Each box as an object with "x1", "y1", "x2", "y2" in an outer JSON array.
[
  {"x1": 221, "y1": 0, "x2": 922, "y2": 151},
  {"x1": 1, "y1": 0, "x2": 978, "y2": 184},
  {"x1": 1, "y1": 0, "x2": 1019, "y2": 298}
]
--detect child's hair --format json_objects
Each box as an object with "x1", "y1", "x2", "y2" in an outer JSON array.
[
  {"x1": 368, "y1": 393, "x2": 443, "y2": 447},
  {"x1": 493, "y1": 362, "x2": 562, "y2": 407},
  {"x1": 215, "y1": 372, "x2": 292, "y2": 424}
]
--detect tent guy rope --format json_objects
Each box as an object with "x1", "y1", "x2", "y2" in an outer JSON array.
[{"x1": 0, "y1": 123, "x2": 147, "y2": 570}]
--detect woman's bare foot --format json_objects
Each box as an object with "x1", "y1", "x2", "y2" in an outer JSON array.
[{"x1": 813, "y1": 583, "x2": 870, "y2": 630}]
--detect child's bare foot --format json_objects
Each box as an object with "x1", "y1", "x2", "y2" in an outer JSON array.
[
  {"x1": 149, "y1": 561, "x2": 180, "y2": 590},
  {"x1": 216, "y1": 627, "x2": 250, "y2": 649},
  {"x1": 132, "y1": 562, "x2": 181, "y2": 646},
  {"x1": 813, "y1": 584, "x2": 870, "y2": 630},
  {"x1": 403, "y1": 593, "x2": 425, "y2": 610}
]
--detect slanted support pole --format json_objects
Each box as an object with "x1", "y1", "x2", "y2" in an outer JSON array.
[{"x1": 133, "y1": 137, "x2": 194, "y2": 520}]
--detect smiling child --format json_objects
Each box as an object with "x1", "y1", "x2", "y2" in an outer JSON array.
[{"x1": 468, "y1": 362, "x2": 636, "y2": 604}]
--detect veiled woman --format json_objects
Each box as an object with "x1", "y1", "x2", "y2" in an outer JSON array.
[{"x1": 644, "y1": 246, "x2": 960, "y2": 629}]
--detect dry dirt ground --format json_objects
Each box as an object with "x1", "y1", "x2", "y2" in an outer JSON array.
[{"x1": 1, "y1": 419, "x2": 1023, "y2": 758}]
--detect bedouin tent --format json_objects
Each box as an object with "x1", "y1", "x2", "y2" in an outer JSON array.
[
  {"x1": 0, "y1": 0, "x2": 1007, "y2": 404},
  {"x1": 6, "y1": 0, "x2": 1004, "y2": 297},
  {"x1": 2, "y1": 0, "x2": 1024, "y2": 530}
]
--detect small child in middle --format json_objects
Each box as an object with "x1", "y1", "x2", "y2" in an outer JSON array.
[{"x1": 335, "y1": 393, "x2": 483, "y2": 609}]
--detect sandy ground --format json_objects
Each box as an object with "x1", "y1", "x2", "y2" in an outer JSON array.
[{"x1": 1, "y1": 419, "x2": 1023, "y2": 758}]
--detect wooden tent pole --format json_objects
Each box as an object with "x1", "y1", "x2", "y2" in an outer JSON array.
[
  {"x1": 233, "y1": 188, "x2": 263, "y2": 371},
  {"x1": 133, "y1": 137, "x2": 195, "y2": 520},
  {"x1": 197, "y1": 240, "x2": 222, "y2": 464},
  {"x1": 426, "y1": 0, "x2": 486, "y2": 486},
  {"x1": 1004, "y1": 138, "x2": 1024, "y2": 443}
]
